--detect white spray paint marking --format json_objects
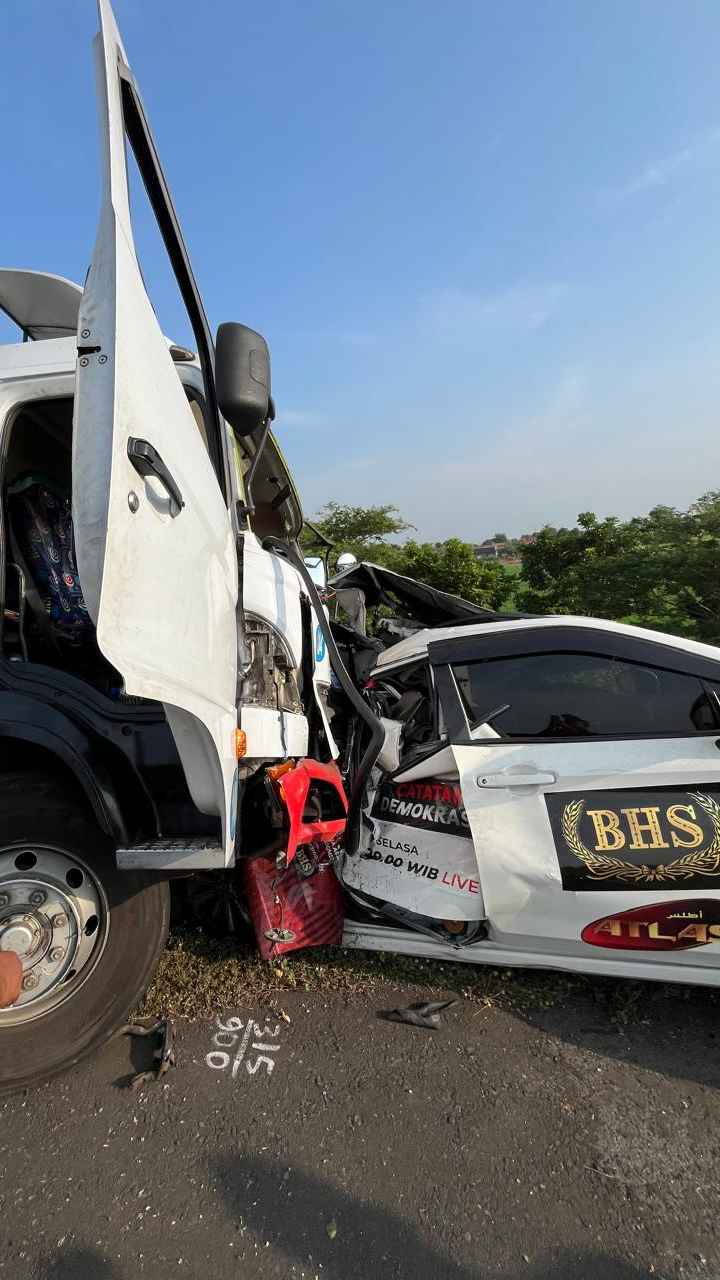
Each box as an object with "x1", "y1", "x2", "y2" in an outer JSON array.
[{"x1": 205, "y1": 1014, "x2": 283, "y2": 1080}]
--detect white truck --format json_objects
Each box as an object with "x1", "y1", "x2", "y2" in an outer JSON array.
[
  {"x1": 4, "y1": 0, "x2": 720, "y2": 1094},
  {"x1": 0, "y1": 0, "x2": 361, "y2": 1090}
]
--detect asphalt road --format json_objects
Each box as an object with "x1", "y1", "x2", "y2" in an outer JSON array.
[{"x1": 2, "y1": 978, "x2": 720, "y2": 1280}]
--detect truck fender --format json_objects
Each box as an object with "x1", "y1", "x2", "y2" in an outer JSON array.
[{"x1": 0, "y1": 694, "x2": 129, "y2": 843}]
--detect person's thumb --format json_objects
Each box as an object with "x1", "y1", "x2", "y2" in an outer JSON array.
[{"x1": 0, "y1": 951, "x2": 23, "y2": 1009}]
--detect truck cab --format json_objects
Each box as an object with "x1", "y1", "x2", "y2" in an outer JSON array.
[{"x1": 0, "y1": 0, "x2": 341, "y2": 1092}]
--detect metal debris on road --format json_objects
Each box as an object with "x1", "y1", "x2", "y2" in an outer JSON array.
[
  {"x1": 120, "y1": 1018, "x2": 177, "y2": 1087},
  {"x1": 383, "y1": 998, "x2": 457, "y2": 1030}
]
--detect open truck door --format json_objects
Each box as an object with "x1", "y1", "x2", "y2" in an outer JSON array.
[{"x1": 73, "y1": 0, "x2": 239, "y2": 868}]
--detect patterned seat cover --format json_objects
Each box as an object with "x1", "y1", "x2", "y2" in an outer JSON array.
[{"x1": 8, "y1": 475, "x2": 95, "y2": 652}]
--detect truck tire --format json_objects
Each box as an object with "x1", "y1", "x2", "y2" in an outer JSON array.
[{"x1": 0, "y1": 773, "x2": 169, "y2": 1094}]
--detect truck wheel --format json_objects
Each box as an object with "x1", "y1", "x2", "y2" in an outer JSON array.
[{"x1": 0, "y1": 773, "x2": 169, "y2": 1094}]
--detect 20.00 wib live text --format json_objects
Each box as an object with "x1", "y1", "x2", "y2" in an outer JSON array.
[{"x1": 363, "y1": 839, "x2": 481, "y2": 895}]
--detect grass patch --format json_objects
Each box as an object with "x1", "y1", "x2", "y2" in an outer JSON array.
[
  {"x1": 139, "y1": 927, "x2": 720, "y2": 1024},
  {"x1": 138, "y1": 928, "x2": 501, "y2": 1019},
  {"x1": 138, "y1": 928, "x2": 627, "y2": 1021}
]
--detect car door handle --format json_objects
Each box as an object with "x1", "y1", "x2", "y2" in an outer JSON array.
[
  {"x1": 476, "y1": 770, "x2": 557, "y2": 788},
  {"x1": 127, "y1": 438, "x2": 184, "y2": 517}
]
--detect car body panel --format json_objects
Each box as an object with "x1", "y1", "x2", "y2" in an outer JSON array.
[
  {"x1": 453, "y1": 736, "x2": 720, "y2": 974},
  {"x1": 341, "y1": 918, "x2": 720, "y2": 987},
  {"x1": 344, "y1": 765, "x2": 486, "y2": 920}
]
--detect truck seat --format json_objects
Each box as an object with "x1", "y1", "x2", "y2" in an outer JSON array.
[{"x1": 6, "y1": 474, "x2": 99, "y2": 668}]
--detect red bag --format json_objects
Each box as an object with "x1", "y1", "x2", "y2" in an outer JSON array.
[{"x1": 243, "y1": 842, "x2": 345, "y2": 958}]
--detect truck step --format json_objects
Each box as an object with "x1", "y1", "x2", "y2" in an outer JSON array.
[{"x1": 116, "y1": 838, "x2": 226, "y2": 871}]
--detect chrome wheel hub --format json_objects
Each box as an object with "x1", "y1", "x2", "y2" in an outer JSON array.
[{"x1": 0, "y1": 845, "x2": 106, "y2": 1024}]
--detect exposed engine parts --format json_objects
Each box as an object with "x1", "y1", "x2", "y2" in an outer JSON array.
[{"x1": 241, "y1": 617, "x2": 302, "y2": 714}]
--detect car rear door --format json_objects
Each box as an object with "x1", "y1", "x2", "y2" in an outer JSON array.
[
  {"x1": 432, "y1": 626, "x2": 720, "y2": 976},
  {"x1": 73, "y1": 0, "x2": 239, "y2": 862}
]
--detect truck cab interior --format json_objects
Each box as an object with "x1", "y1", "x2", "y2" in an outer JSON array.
[
  {"x1": 0, "y1": 394, "x2": 119, "y2": 690},
  {"x1": 234, "y1": 428, "x2": 303, "y2": 545},
  {"x1": 1, "y1": 387, "x2": 211, "y2": 700}
]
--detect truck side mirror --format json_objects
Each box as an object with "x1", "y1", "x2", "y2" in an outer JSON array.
[
  {"x1": 215, "y1": 322, "x2": 272, "y2": 436},
  {"x1": 303, "y1": 556, "x2": 328, "y2": 590}
]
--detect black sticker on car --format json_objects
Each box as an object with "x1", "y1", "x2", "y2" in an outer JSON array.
[
  {"x1": 371, "y1": 778, "x2": 472, "y2": 839},
  {"x1": 546, "y1": 785, "x2": 720, "y2": 891}
]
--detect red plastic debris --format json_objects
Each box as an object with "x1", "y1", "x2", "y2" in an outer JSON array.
[
  {"x1": 272, "y1": 758, "x2": 348, "y2": 868},
  {"x1": 242, "y1": 845, "x2": 345, "y2": 959}
]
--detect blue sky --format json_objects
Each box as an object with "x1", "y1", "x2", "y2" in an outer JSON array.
[{"x1": 2, "y1": 0, "x2": 720, "y2": 541}]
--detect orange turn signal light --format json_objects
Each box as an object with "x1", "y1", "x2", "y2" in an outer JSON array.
[
  {"x1": 234, "y1": 729, "x2": 247, "y2": 759},
  {"x1": 267, "y1": 760, "x2": 295, "y2": 782}
]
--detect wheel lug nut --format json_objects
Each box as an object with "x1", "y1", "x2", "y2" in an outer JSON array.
[
  {"x1": 0, "y1": 893, "x2": 9, "y2": 909},
  {"x1": 22, "y1": 973, "x2": 39, "y2": 991},
  {"x1": 53, "y1": 913, "x2": 68, "y2": 928},
  {"x1": 29, "y1": 890, "x2": 46, "y2": 906},
  {"x1": 49, "y1": 947, "x2": 65, "y2": 962}
]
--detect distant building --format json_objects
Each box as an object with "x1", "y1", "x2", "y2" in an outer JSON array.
[{"x1": 472, "y1": 534, "x2": 536, "y2": 562}]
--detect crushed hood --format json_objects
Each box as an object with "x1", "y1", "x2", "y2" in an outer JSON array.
[{"x1": 328, "y1": 560, "x2": 512, "y2": 635}]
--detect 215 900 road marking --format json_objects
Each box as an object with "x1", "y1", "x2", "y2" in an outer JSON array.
[{"x1": 205, "y1": 1014, "x2": 283, "y2": 1080}]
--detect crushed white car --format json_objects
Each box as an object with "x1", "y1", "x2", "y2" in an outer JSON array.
[{"x1": 332, "y1": 564, "x2": 720, "y2": 984}]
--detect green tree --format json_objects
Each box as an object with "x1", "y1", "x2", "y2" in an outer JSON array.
[
  {"x1": 519, "y1": 493, "x2": 720, "y2": 642},
  {"x1": 393, "y1": 539, "x2": 509, "y2": 610},
  {"x1": 308, "y1": 502, "x2": 511, "y2": 609},
  {"x1": 310, "y1": 501, "x2": 414, "y2": 562}
]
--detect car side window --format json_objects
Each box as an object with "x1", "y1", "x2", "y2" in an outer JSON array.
[{"x1": 452, "y1": 651, "x2": 719, "y2": 738}]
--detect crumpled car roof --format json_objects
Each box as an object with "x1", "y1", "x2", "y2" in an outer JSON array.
[{"x1": 328, "y1": 560, "x2": 523, "y2": 630}]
